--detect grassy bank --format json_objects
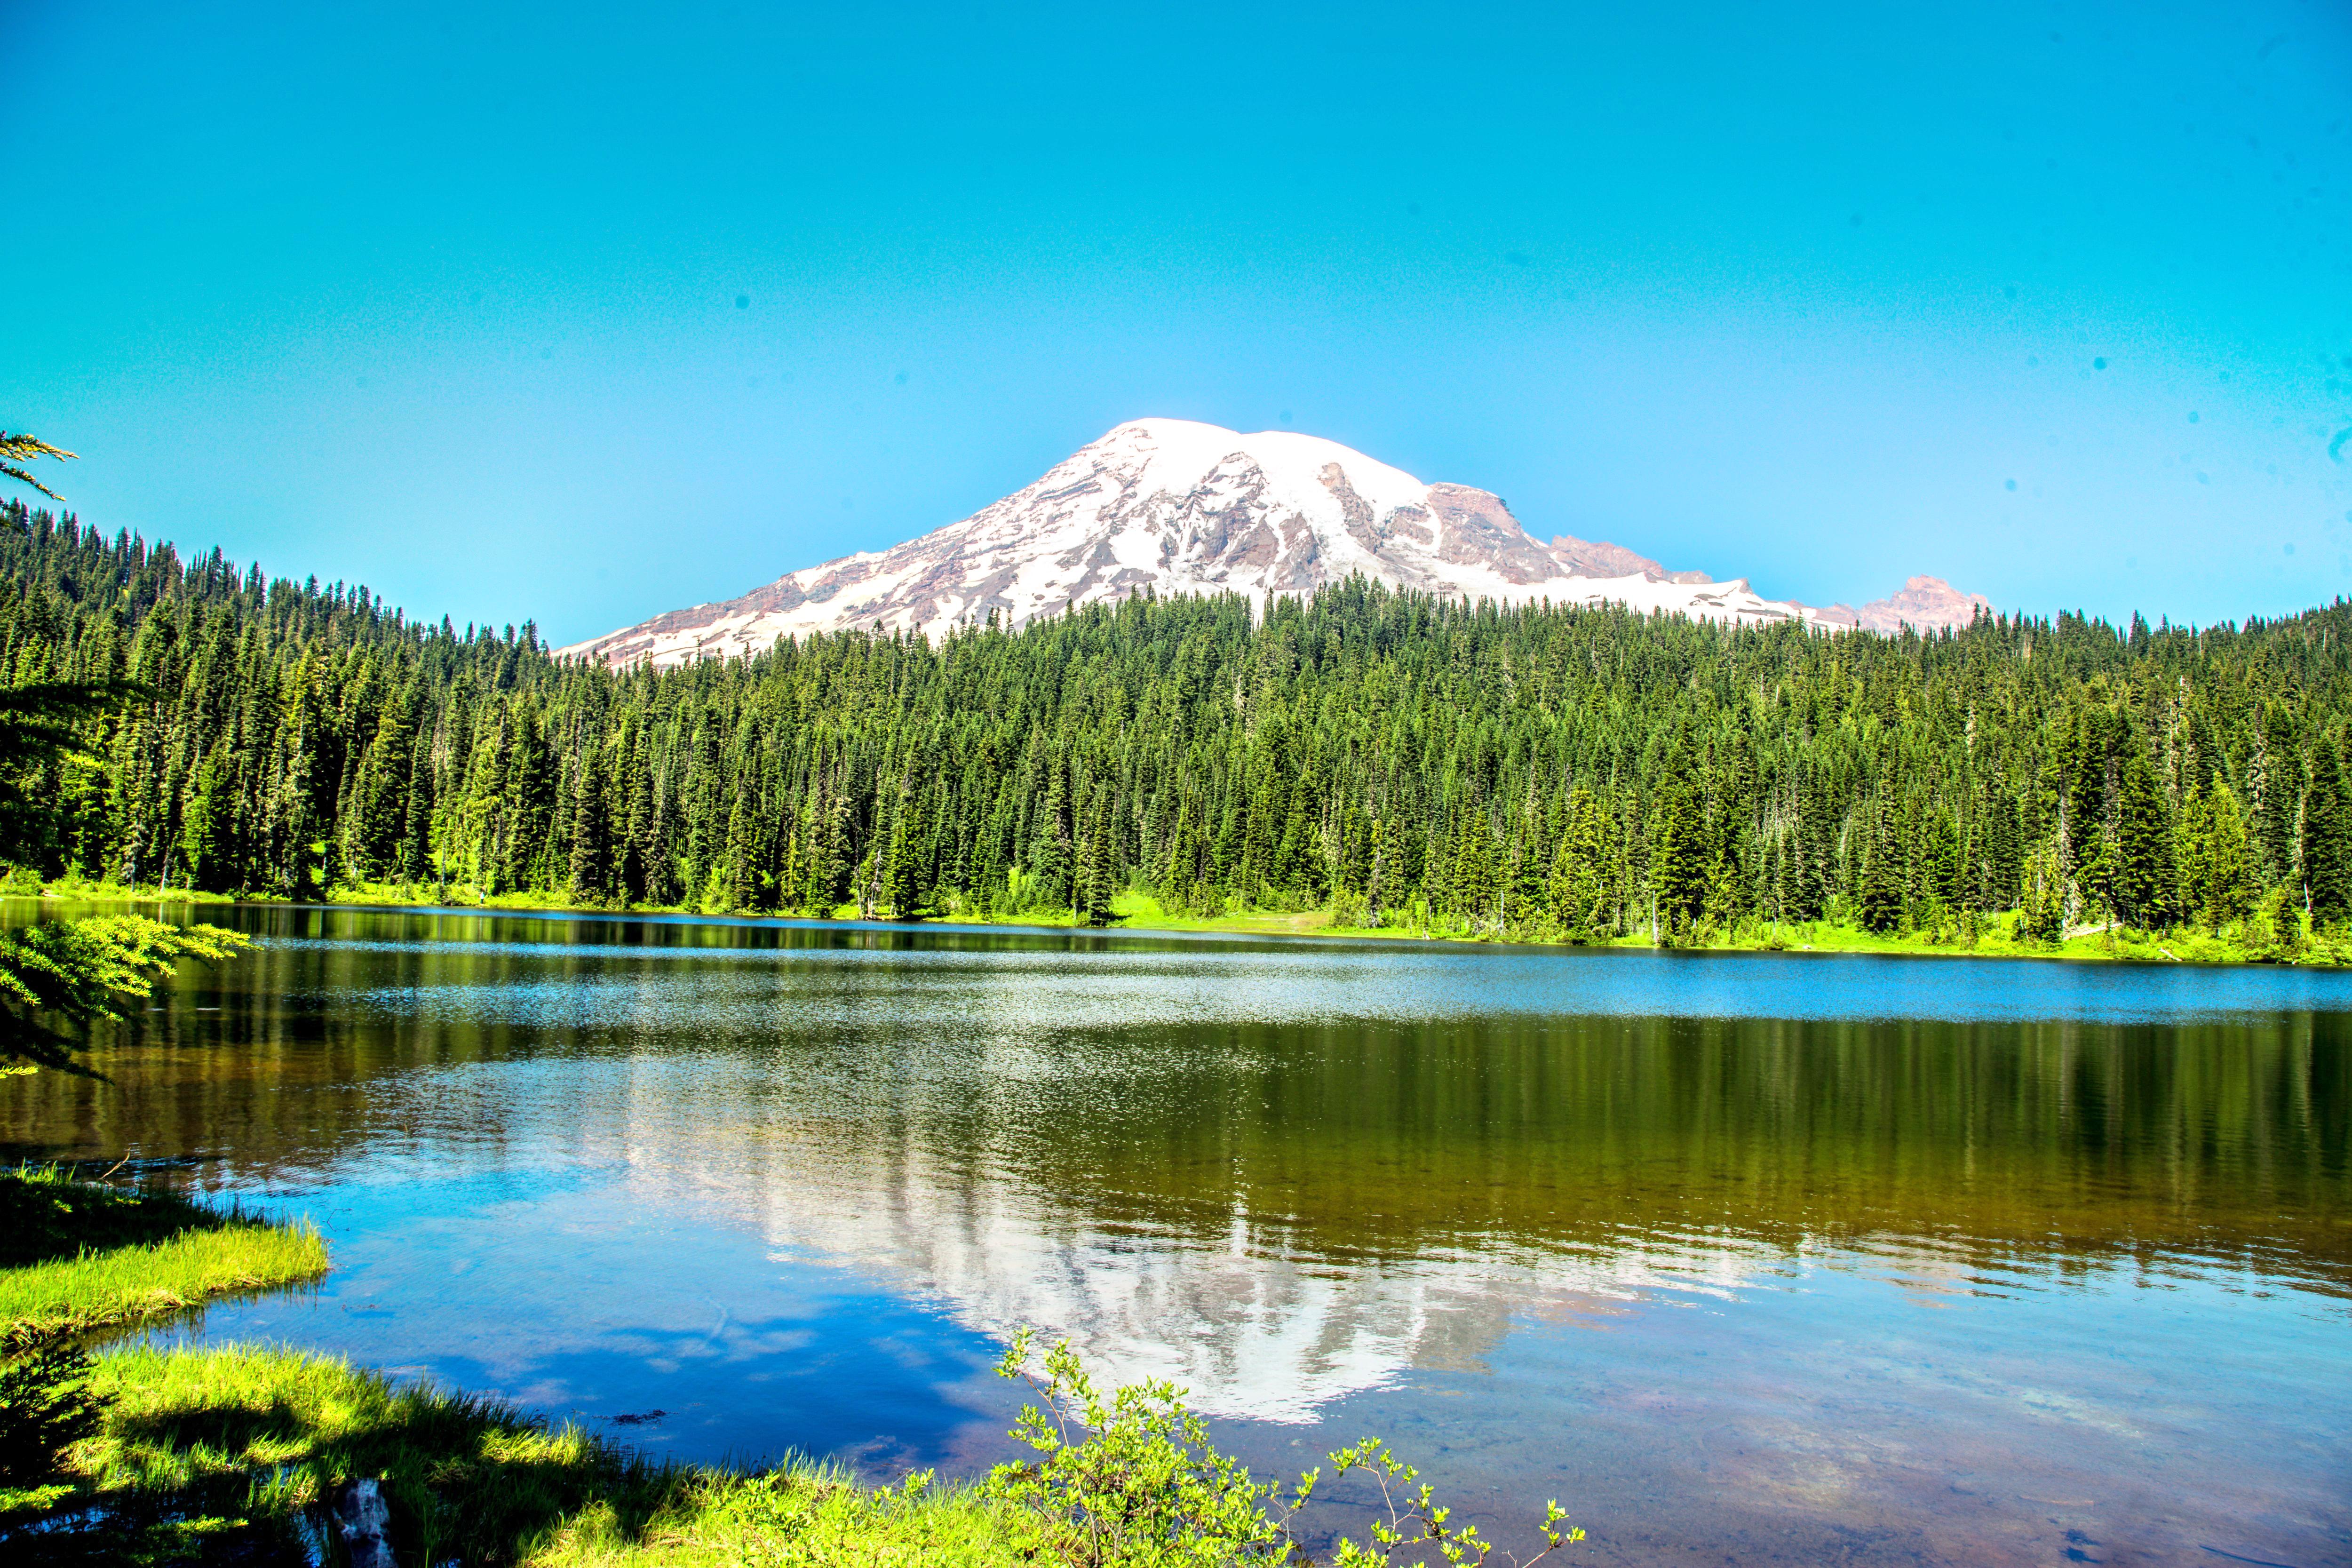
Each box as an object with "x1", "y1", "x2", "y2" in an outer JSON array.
[
  {"x1": 0, "y1": 1167, "x2": 328, "y2": 1340},
  {"x1": 17, "y1": 1344, "x2": 1033, "y2": 1566},
  {"x1": 0, "y1": 1167, "x2": 1028, "y2": 1563},
  {"x1": 0, "y1": 1178, "x2": 1558, "y2": 1563},
  {"x1": 0, "y1": 1224, "x2": 328, "y2": 1341},
  {"x1": 20, "y1": 872, "x2": 2346, "y2": 966}
]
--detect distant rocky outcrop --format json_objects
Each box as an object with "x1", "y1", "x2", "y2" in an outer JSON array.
[{"x1": 1805, "y1": 575, "x2": 1994, "y2": 635}]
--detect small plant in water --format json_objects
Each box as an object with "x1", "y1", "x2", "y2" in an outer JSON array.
[{"x1": 986, "y1": 1326, "x2": 1582, "y2": 1566}]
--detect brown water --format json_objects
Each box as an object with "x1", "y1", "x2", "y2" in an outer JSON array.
[{"x1": 3, "y1": 903, "x2": 2347, "y2": 1566}]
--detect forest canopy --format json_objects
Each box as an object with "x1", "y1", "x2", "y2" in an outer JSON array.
[{"x1": 1, "y1": 499, "x2": 2347, "y2": 946}]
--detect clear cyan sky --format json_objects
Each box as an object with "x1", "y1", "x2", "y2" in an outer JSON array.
[{"x1": 5, "y1": 0, "x2": 2349, "y2": 643}]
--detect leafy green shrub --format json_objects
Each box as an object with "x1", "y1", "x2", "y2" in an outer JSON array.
[
  {"x1": 985, "y1": 1328, "x2": 1581, "y2": 1567},
  {"x1": 0, "y1": 915, "x2": 251, "y2": 1075},
  {"x1": 985, "y1": 1328, "x2": 1298, "y2": 1566}
]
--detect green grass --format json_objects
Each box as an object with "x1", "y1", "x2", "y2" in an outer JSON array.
[
  {"x1": 0, "y1": 1167, "x2": 329, "y2": 1340},
  {"x1": 0, "y1": 1223, "x2": 328, "y2": 1342},
  {"x1": 0, "y1": 1166, "x2": 233, "y2": 1270},
  {"x1": 27, "y1": 871, "x2": 2345, "y2": 968},
  {"x1": 1, "y1": 873, "x2": 239, "y2": 906},
  {"x1": 0, "y1": 1164, "x2": 1043, "y2": 1564},
  {"x1": 7, "y1": 1344, "x2": 1039, "y2": 1566}
]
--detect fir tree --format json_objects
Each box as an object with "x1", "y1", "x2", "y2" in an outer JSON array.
[
  {"x1": 1856, "y1": 793, "x2": 1905, "y2": 935},
  {"x1": 1649, "y1": 785, "x2": 1708, "y2": 938},
  {"x1": 1548, "y1": 788, "x2": 1610, "y2": 940},
  {"x1": 2304, "y1": 739, "x2": 2351, "y2": 928},
  {"x1": 2110, "y1": 742, "x2": 2173, "y2": 930}
]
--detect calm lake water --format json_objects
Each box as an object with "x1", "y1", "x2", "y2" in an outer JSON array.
[{"x1": 4, "y1": 904, "x2": 2348, "y2": 1567}]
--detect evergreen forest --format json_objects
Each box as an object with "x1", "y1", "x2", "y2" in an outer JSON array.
[{"x1": 3, "y1": 500, "x2": 2349, "y2": 949}]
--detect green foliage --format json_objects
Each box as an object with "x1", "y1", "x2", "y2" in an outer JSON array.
[
  {"x1": 2303, "y1": 738, "x2": 2351, "y2": 927},
  {"x1": 0, "y1": 431, "x2": 74, "y2": 504},
  {"x1": 986, "y1": 1327, "x2": 1303, "y2": 1565},
  {"x1": 0, "y1": 1212, "x2": 327, "y2": 1341},
  {"x1": 0, "y1": 1165, "x2": 227, "y2": 1269},
  {"x1": 1545, "y1": 788, "x2": 1610, "y2": 940},
  {"x1": 0, "y1": 914, "x2": 251, "y2": 1074},
  {"x1": 0, "y1": 679, "x2": 142, "y2": 870},
  {"x1": 0, "y1": 1329, "x2": 109, "y2": 1494},
  {"x1": 2248, "y1": 884, "x2": 2308, "y2": 962},
  {"x1": 1319, "y1": 1439, "x2": 1579, "y2": 1568},
  {"x1": 2019, "y1": 840, "x2": 2066, "y2": 945},
  {"x1": 986, "y1": 1329, "x2": 1580, "y2": 1568},
  {"x1": 2176, "y1": 783, "x2": 2257, "y2": 933},
  {"x1": 6, "y1": 501, "x2": 2352, "y2": 956}
]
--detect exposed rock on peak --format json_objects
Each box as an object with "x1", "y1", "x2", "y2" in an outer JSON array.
[
  {"x1": 556, "y1": 420, "x2": 1992, "y2": 669},
  {"x1": 1808, "y1": 576, "x2": 1994, "y2": 635}
]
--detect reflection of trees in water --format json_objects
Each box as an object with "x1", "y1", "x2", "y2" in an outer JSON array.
[
  {"x1": 3, "y1": 914, "x2": 2346, "y2": 1282},
  {"x1": 3, "y1": 911, "x2": 2346, "y2": 1417}
]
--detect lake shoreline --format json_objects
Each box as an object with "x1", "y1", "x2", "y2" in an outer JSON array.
[
  {"x1": 16, "y1": 879, "x2": 2347, "y2": 970},
  {"x1": 0, "y1": 1166, "x2": 1044, "y2": 1562},
  {"x1": 3, "y1": 906, "x2": 2343, "y2": 1567}
]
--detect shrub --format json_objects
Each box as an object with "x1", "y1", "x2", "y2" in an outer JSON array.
[
  {"x1": 0, "y1": 1327, "x2": 110, "y2": 1491},
  {"x1": 985, "y1": 1327, "x2": 1582, "y2": 1567}
]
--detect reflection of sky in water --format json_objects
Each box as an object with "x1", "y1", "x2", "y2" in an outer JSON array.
[
  {"x1": 159, "y1": 1146, "x2": 2349, "y2": 1568},
  {"x1": 25, "y1": 910, "x2": 2352, "y2": 1566}
]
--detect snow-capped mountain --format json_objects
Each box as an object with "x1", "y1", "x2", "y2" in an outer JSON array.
[{"x1": 557, "y1": 419, "x2": 1988, "y2": 669}]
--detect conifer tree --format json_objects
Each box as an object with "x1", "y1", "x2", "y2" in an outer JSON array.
[
  {"x1": 885, "y1": 782, "x2": 922, "y2": 918},
  {"x1": 2020, "y1": 839, "x2": 2066, "y2": 944},
  {"x1": 1650, "y1": 785, "x2": 1708, "y2": 937},
  {"x1": 1453, "y1": 806, "x2": 1498, "y2": 931},
  {"x1": 2304, "y1": 739, "x2": 2351, "y2": 928},
  {"x1": 1856, "y1": 793, "x2": 1905, "y2": 935},
  {"x1": 568, "y1": 749, "x2": 608, "y2": 903},
  {"x1": 1547, "y1": 788, "x2": 1610, "y2": 940},
  {"x1": 2110, "y1": 742, "x2": 2173, "y2": 930}
]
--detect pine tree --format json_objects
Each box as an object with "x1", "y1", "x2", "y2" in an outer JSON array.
[
  {"x1": 2253, "y1": 707, "x2": 2301, "y2": 885},
  {"x1": 1504, "y1": 791, "x2": 1548, "y2": 928},
  {"x1": 1033, "y1": 770, "x2": 1072, "y2": 910},
  {"x1": 2110, "y1": 743, "x2": 2173, "y2": 930},
  {"x1": 1548, "y1": 787, "x2": 1609, "y2": 939},
  {"x1": 1856, "y1": 793, "x2": 1905, "y2": 935},
  {"x1": 1650, "y1": 785, "x2": 1708, "y2": 938},
  {"x1": 1452, "y1": 807, "x2": 1498, "y2": 931},
  {"x1": 179, "y1": 739, "x2": 238, "y2": 892},
  {"x1": 568, "y1": 749, "x2": 608, "y2": 903},
  {"x1": 1073, "y1": 788, "x2": 1114, "y2": 927},
  {"x1": 1921, "y1": 811, "x2": 1961, "y2": 918},
  {"x1": 885, "y1": 783, "x2": 922, "y2": 919},
  {"x1": 2304, "y1": 739, "x2": 2351, "y2": 928},
  {"x1": 2020, "y1": 838, "x2": 2066, "y2": 944}
]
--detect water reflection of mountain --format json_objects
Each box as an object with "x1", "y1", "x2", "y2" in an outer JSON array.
[
  {"x1": 3, "y1": 910, "x2": 2347, "y2": 1419},
  {"x1": 611, "y1": 1111, "x2": 1792, "y2": 1421}
]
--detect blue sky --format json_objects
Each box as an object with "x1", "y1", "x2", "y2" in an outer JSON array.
[{"x1": 4, "y1": 0, "x2": 2349, "y2": 642}]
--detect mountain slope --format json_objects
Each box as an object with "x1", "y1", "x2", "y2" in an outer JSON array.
[{"x1": 559, "y1": 419, "x2": 1987, "y2": 668}]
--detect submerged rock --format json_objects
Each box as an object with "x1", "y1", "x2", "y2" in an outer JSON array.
[{"x1": 334, "y1": 1478, "x2": 393, "y2": 1568}]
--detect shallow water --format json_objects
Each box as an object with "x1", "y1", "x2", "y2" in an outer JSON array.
[{"x1": 4, "y1": 904, "x2": 2348, "y2": 1566}]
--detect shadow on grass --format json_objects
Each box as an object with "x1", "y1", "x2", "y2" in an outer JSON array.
[
  {"x1": 6, "y1": 1345, "x2": 688, "y2": 1566},
  {"x1": 0, "y1": 1166, "x2": 229, "y2": 1270}
]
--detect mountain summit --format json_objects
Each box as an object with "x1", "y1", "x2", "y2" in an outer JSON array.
[{"x1": 558, "y1": 419, "x2": 1988, "y2": 668}]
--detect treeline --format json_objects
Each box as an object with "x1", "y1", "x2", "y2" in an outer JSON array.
[{"x1": 2, "y1": 499, "x2": 2348, "y2": 944}]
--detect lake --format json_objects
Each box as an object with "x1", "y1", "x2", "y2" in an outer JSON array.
[{"x1": 3, "y1": 904, "x2": 2347, "y2": 1566}]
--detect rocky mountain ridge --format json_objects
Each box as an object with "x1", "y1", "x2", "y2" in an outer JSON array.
[{"x1": 558, "y1": 419, "x2": 1989, "y2": 669}]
